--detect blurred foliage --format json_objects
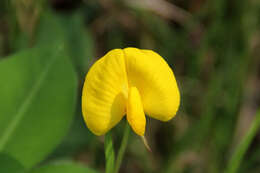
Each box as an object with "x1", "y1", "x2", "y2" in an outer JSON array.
[
  {"x1": 0, "y1": 0, "x2": 260, "y2": 173},
  {"x1": 0, "y1": 153, "x2": 25, "y2": 173},
  {"x1": 29, "y1": 161, "x2": 100, "y2": 173}
]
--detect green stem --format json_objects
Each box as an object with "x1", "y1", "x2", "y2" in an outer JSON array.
[
  {"x1": 105, "y1": 132, "x2": 115, "y2": 173},
  {"x1": 114, "y1": 123, "x2": 131, "y2": 173},
  {"x1": 225, "y1": 109, "x2": 260, "y2": 173}
]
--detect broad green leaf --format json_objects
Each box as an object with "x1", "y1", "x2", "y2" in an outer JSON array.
[
  {"x1": 34, "y1": 10, "x2": 95, "y2": 158},
  {"x1": 0, "y1": 44, "x2": 77, "y2": 168},
  {"x1": 49, "y1": 111, "x2": 95, "y2": 158},
  {"x1": 29, "y1": 161, "x2": 100, "y2": 173},
  {"x1": 35, "y1": 10, "x2": 94, "y2": 77},
  {"x1": 58, "y1": 12, "x2": 94, "y2": 77},
  {"x1": 0, "y1": 153, "x2": 25, "y2": 173},
  {"x1": 35, "y1": 11, "x2": 66, "y2": 47}
]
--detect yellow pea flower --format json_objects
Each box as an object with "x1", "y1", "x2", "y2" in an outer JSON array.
[{"x1": 82, "y1": 47, "x2": 180, "y2": 136}]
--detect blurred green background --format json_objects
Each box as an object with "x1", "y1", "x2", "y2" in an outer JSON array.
[{"x1": 0, "y1": 0, "x2": 260, "y2": 173}]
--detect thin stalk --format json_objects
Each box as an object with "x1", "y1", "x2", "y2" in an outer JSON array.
[
  {"x1": 225, "y1": 109, "x2": 260, "y2": 173},
  {"x1": 105, "y1": 132, "x2": 115, "y2": 173},
  {"x1": 114, "y1": 123, "x2": 131, "y2": 173}
]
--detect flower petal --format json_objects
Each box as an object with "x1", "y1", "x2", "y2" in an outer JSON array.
[
  {"x1": 82, "y1": 49, "x2": 128, "y2": 135},
  {"x1": 124, "y1": 48, "x2": 180, "y2": 121},
  {"x1": 127, "y1": 86, "x2": 146, "y2": 136}
]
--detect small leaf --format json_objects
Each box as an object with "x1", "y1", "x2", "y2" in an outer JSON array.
[{"x1": 0, "y1": 44, "x2": 77, "y2": 168}]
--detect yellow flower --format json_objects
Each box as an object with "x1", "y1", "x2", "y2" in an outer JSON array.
[{"x1": 82, "y1": 47, "x2": 180, "y2": 136}]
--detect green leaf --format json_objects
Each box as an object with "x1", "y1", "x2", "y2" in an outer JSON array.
[
  {"x1": 35, "y1": 10, "x2": 94, "y2": 77},
  {"x1": 58, "y1": 12, "x2": 94, "y2": 77},
  {"x1": 29, "y1": 161, "x2": 100, "y2": 173},
  {"x1": 0, "y1": 44, "x2": 77, "y2": 168},
  {"x1": 49, "y1": 110, "x2": 95, "y2": 158},
  {"x1": 35, "y1": 11, "x2": 66, "y2": 47},
  {"x1": 0, "y1": 153, "x2": 25, "y2": 173}
]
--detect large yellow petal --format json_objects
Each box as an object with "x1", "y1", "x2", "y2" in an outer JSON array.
[
  {"x1": 82, "y1": 49, "x2": 128, "y2": 135},
  {"x1": 124, "y1": 48, "x2": 180, "y2": 121}
]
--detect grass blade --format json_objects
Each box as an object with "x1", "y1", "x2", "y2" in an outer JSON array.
[{"x1": 225, "y1": 109, "x2": 260, "y2": 173}]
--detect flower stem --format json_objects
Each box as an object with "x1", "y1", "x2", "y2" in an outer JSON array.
[
  {"x1": 105, "y1": 132, "x2": 115, "y2": 173},
  {"x1": 114, "y1": 123, "x2": 131, "y2": 173},
  {"x1": 225, "y1": 109, "x2": 260, "y2": 173}
]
